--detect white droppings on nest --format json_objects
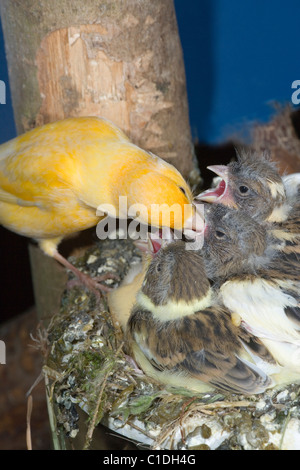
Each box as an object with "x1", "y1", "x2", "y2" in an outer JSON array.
[
  {"x1": 259, "y1": 410, "x2": 277, "y2": 429},
  {"x1": 280, "y1": 419, "x2": 300, "y2": 450},
  {"x1": 172, "y1": 415, "x2": 230, "y2": 450},
  {"x1": 276, "y1": 389, "x2": 290, "y2": 403},
  {"x1": 97, "y1": 265, "x2": 115, "y2": 274},
  {"x1": 263, "y1": 417, "x2": 300, "y2": 450},
  {"x1": 87, "y1": 254, "x2": 98, "y2": 264},
  {"x1": 90, "y1": 337, "x2": 105, "y2": 349},
  {"x1": 61, "y1": 353, "x2": 73, "y2": 365},
  {"x1": 255, "y1": 399, "x2": 268, "y2": 412}
]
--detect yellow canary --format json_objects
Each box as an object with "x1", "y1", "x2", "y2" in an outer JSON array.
[{"x1": 0, "y1": 116, "x2": 200, "y2": 293}]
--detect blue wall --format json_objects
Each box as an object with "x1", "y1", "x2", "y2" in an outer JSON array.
[
  {"x1": 0, "y1": 0, "x2": 299, "y2": 145},
  {"x1": 175, "y1": 0, "x2": 300, "y2": 143},
  {"x1": 0, "y1": 18, "x2": 15, "y2": 144}
]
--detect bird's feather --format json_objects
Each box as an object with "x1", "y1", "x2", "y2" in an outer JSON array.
[{"x1": 127, "y1": 304, "x2": 273, "y2": 395}]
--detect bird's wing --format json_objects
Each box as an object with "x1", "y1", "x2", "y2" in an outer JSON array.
[
  {"x1": 270, "y1": 216, "x2": 300, "y2": 260},
  {"x1": 128, "y1": 307, "x2": 272, "y2": 395},
  {"x1": 0, "y1": 139, "x2": 78, "y2": 208},
  {"x1": 0, "y1": 187, "x2": 38, "y2": 207},
  {"x1": 180, "y1": 348, "x2": 271, "y2": 395},
  {"x1": 220, "y1": 277, "x2": 300, "y2": 344},
  {"x1": 284, "y1": 305, "x2": 300, "y2": 327}
]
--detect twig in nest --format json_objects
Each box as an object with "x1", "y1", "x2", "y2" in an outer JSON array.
[
  {"x1": 123, "y1": 421, "x2": 155, "y2": 442},
  {"x1": 153, "y1": 399, "x2": 254, "y2": 449},
  {"x1": 26, "y1": 371, "x2": 44, "y2": 398},
  {"x1": 179, "y1": 397, "x2": 199, "y2": 445},
  {"x1": 151, "y1": 417, "x2": 179, "y2": 450},
  {"x1": 26, "y1": 395, "x2": 33, "y2": 450},
  {"x1": 279, "y1": 408, "x2": 292, "y2": 450},
  {"x1": 83, "y1": 341, "x2": 125, "y2": 450}
]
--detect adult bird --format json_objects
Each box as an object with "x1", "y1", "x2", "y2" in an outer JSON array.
[{"x1": 0, "y1": 116, "x2": 202, "y2": 293}]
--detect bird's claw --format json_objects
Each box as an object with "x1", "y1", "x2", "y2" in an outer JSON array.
[{"x1": 67, "y1": 271, "x2": 120, "y2": 299}]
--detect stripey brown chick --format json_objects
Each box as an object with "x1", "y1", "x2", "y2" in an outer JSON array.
[
  {"x1": 201, "y1": 204, "x2": 300, "y2": 382},
  {"x1": 127, "y1": 239, "x2": 275, "y2": 395}
]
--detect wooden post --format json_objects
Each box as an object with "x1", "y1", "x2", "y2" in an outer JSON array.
[
  {"x1": 0, "y1": 0, "x2": 196, "y2": 322},
  {"x1": 0, "y1": 0, "x2": 194, "y2": 176}
]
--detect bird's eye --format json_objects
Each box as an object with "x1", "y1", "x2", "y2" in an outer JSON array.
[
  {"x1": 179, "y1": 186, "x2": 187, "y2": 196},
  {"x1": 238, "y1": 185, "x2": 249, "y2": 195},
  {"x1": 156, "y1": 263, "x2": 162, "y2": 273},
  {"x1": 215, "y1": 230, "x2": 226, "y2": 239}
]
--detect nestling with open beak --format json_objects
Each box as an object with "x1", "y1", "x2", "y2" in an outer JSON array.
[
  {"x1": 126, "y1": 237, "x2": 275, "y2": 395},
  {"x1": 195, "y1": 148, "x2": 300, "y2": 262},
  {"x1": 195, "y1": 149, "x2": 296, "y2": 223},
  {"x1": 0, "y1": 116, "x2": 202, "y2": 295},
  {"x1": 201, "y1": 204, "x2": 300, "y2": 383}
]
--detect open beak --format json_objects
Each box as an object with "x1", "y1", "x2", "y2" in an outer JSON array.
[
  {"x1": 195, "y1": 165, "x2": 237, "y2": 207},
  {"x1": 134, "y1": 229, "x2": 164, "y2": 255},
  {"x1": 134, "y1": 227, "x2": 176, "y2": 256}
]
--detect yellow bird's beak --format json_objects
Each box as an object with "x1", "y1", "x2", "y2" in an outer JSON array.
[{"x1": 183, "y1": 204, "x2": 205, "y2": 240}]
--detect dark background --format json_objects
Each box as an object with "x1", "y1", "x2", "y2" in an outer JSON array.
[{"x1": 0, "y1": 0, "x2": 299, "y2": 322}]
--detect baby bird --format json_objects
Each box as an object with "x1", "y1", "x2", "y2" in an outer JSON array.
[
  {"x1": 195, "y1": 149, "x2": 295, "y2": 223},
  {"x1": 195, "y1": 148, "x2": 300, "y2": 264},
  {"x1": 108, "y1": 234, "x2": 162, "y2": 331},
  {"x1": 0, "y1": 116, "x2": 200, "y2": 293},
  {"x1": 126, "y1": 239, "x2": 275, "y2": 395},
  {"x1": 201, "y1": 204, "x2": 274, "y2": 282},
  {"x1": 201, "y1": 204, "x2": 300, "y2": 382}
]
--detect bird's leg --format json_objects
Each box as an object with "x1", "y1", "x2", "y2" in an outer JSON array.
[{"x1": 53, "y1": 251, "x2": 119, "y2": 297}]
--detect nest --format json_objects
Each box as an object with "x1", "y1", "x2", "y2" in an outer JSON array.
[
  {"x1": 38, "y1": 235, "x2": 300, "y2": 451},
  {"x1": 36, "y1": 106, "x2": 300, "y2": 450}
]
